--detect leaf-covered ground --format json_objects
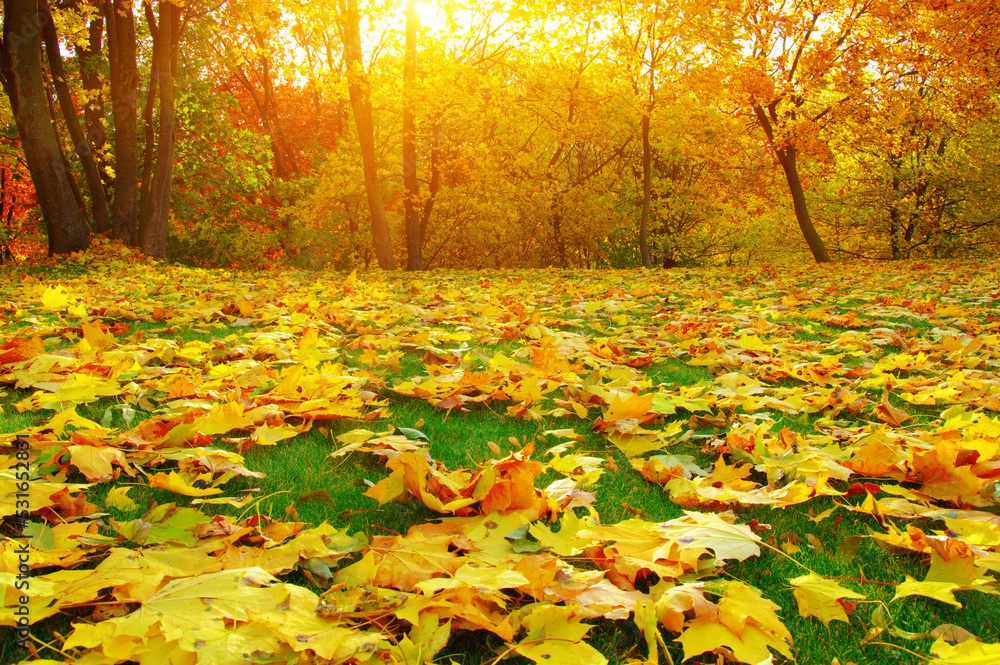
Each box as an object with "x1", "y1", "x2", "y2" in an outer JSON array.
[{"x1": 2, "y1": 242, "x2": 999, "y2": 665}]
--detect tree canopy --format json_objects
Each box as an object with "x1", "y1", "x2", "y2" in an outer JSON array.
[{"x1": 1, "y1": 0, "x2": 998, "y2": 267}]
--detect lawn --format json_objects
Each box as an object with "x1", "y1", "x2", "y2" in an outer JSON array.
[{"x1": 1, "y1": 242, "x2": 999, "y2": 665}]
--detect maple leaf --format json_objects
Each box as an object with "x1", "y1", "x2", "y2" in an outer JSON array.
[
  {"x1": 0, "y1": 477, "x2": 91, "y2": 518},
  {"x1": 63, "y1": 568, "x2": 380, "y2": 662},
  {"x1": 16, "y1": 373, "x2": 122, "y2": 412},
  {"x1": 0, "y1": 568, "x2": 123, "y2": 627},
  {"x1": 893, "y1": 576, "x2": 964, "y2": 607},
  {"x1": 657, "y1": 511, "x2": 762, "y2": 562},
  {"x1": 676, "y1": 616, "x2": 794, "y2": 664},
  {"x1": 105, "y1": 486, "x2": 137, "y2": 511},
  {"x1": 364, "y1": 452, "x2": 480, "y2": 514},
  {"x1": 387, "y1": 615, "x2": 453, "y2": 664},
  {"x1": 604, "y1": 392, "x2": 654, "y2": 421},
  {"x1": 148, "y1": 471, "x2": 225, "y2": 496},
  {"x1": 631, "y1": 453, "x2": 708, "y2": 484},
  {"x1": 40, "y1": 285, "x2": 70, "y2": 311},
  {"x1": 0, "y1": 335, "x2": 43, "y2": 365},
  {"x1": 871, "y1": 389, "x2": 912, "y2": 427},
  {"x1": 512, "y1": 603, "x2": 607, "y2": 665},
  {"x1": 63, "y1": 444, "x2": 127, "y2": 481},
  {"x1": 790, "y1": 573, "x2": 866, "y2": 625},
  {"x1": 929, "y1": 638, "x2": 1000, "y2": 664}
]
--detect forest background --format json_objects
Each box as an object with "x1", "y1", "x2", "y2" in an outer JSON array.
[{"x1": 0, "y1": 0, "x2": 998, "y2": 271}]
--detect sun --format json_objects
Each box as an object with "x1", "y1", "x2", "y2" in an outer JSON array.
[{"x1": 413, "y1": 0, "x2": 449, "y2": 33}]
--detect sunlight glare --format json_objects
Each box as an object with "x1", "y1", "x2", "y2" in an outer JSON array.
[{"x1": 414, "y1": 0, "x2": 448, "y2": 33}]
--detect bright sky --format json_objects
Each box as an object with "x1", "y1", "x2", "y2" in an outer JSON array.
[{"x1": 414, "y1": 0, "x2": 449, "y2": 33}]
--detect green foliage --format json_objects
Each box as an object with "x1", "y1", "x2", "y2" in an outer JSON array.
[
  {"x1": 282, "y1": 154, "x2": 372, "y2": 270},
  {"x1": 167, "y1": 82, "x2": 280, "y2": 268}
]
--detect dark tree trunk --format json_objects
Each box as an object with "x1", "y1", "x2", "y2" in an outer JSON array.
[
  {"x1": 419, "y1": 127, "x2": 440, "y2": 247},
  {"x1": 639, "y1": 107, "x2": 652, "y2": 269},
  {"x1": 139, "y1": 0, "x2": 178, "y2": 259},
  {"x1": 41, "y1": 73, "x2": 89, "y2": 219},
  {"x1": 38, "y1": 0, "x2": 110, "y2": 235},
  {"x1": 551, "y1": 194, "x2": 567, "y2": 267},
  {"x1": 258, "y1": 45, "x2": 297, "y2": 179},
  {"x1": 138, "y1": 0, "x2": 158, "y2": 229},
  {"x1": 227, "y1": 25, "x2": 297, "y2": 182},
  {"x1": 775, "y1": 144, "x2": 830, "y2": 263},
  {"x1": 889, "y1": 173, "x2": 902, "y2": 259},
  {"x1": 105, "y1": 0, "x2": 139, "y2": 246},
  {"x1": 73, "y1": 5, "x2": 112, "y2": 203},
  {"x1": 753, "y1": 103, "x2": 831, "y2": 263},
  {"x1": 341, "y1": 0, "x2": 396, "y2": 270},
  {"x1": 1, "y1": 0, "x2": 89, "y2": 254},
  {"x1": 1, "y1": 167, "x2": 16, "y2": 260},
  {"x1": 403, "y1": 0, "x2": 421, "y2": 270}
]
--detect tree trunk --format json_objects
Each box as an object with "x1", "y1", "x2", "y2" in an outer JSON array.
[
  {"x1": 340, "y1": 0, "x2": 396, "y2": 270},
  {"x1": 259, "y1": 48, "x2": 298, "y2": 179},
  {"x1": 403, "y1": 0, "x2": 421, "y2": 270},
  {"x1": 0, "y1": 167, "x2": 15, "y2": 261},
  {"x1": 639, "y1": 108, "x2": 652, "y2": 269},
  {"x1": 639, "y1": 110, "x2": 653, "y2": 268},
  {"x1": 775, "y1": 145, "x2": 830, "y2": 263},
  {"x1": 73, "y1": 5, "x2": 112, "y2": 203},
  {"x1": 139, "y1": 0, "x2": 178, "y2": 259},
  {"x1": 419, "y1": 127, "x2": 440, "y2": 246},
  {"x1": 138, "y1": 0, "x2": 158, "y2": 228},
  {"x1": 753, "y1": 103, "x2": 831, "y2": 263},
  {"x1": 1, "y1": 0, "x2": 90, "y2": 254},
  {"x1": 551, "y1": 193, "x2": 567, "y2": 267},
  {"x1": 38, "y1": 0, "x2": 110, "y2": 235},
  {"x1": 105, "y1": 0, "x2": 139, "y2": 246}
]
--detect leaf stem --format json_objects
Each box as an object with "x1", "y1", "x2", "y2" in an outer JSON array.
[
  {"x1": 865, "y1": 641, "x2": 930, "y2": 661},
  {"x1": 487, "y1": 637, "x2": 583, "y2": 665},
  {"x1": 31, "y1": 634, "x2": 73, "y2": 658},
  {"x1": 236, "y1": 489, "x2": 290, "y2": 521},
  {"x1": 758, "y1": 539, "x2": 816, "y2": 573},
  {"x1": 823, "y1": 575, "x2": 895, "y2": 586}
]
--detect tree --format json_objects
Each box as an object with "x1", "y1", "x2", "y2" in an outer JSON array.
[
  {"x1": 104, "y1": 0, "x2": 139, "y2": 245},
  {"x1": 139, "y1": 0, "x2": 181, "y2": 258},
  {"x1": 211, "y1": 1, "x2": 300, "y2": 181},
  {"x1": 820, "y1": 0, "x2": 1000, "y2": 260},
  {"x1": 1, "y1": 0, "x2": 90, "y2": 254},
  {"x1": 614, "y1": 0, "x2": 669, "y2": 269},
  {"x1": 724, "y1": 0, "x2": 884, "y2": 263},
  {"x1": 71, "y1": 1, "x2": 112, "y2": 203},
  {"x1": 38, "y1": 0, "x2": 110, "y2": 234},
  {"x1": 339, "y1": 0, "x2": 396, "y2": 270},
  {"x1": 402, "y1": 0, "x2": 420, "y2": 270}
]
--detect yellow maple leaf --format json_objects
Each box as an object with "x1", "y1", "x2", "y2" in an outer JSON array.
[
  {"x1": 676, "y1": 616, "x2": 793, "y2": 664},
  {"x1": 929, "y1": 638, "x2": 1000, "y2": 664},
  {"x1": 658, "y1": 511, "x2": 761, "y2": 561},
  {"x1": 604, "y1": 392, "x2": 653, "y2": 421},
  {"x1": 894, "y1": 576, "x2": 963, "y2": 607},
  {"x1": 514, "y1": 604, "x2": 607, "y2": 665},
  {"x1": 148, "y1": 471, "x2": 224, "y2": 496},
  {"x1": 66, "y1": 445, "x2": 126, "y2": 481},
  {"x1": 81, "y1": 321, "x2": 115, "y2": 348},
  {"x1": 40, "y1": 285, "x2": 70, "y2": 311},
  {"x1": 102, "y1": 487, "x2": 136, "y2": 513},
  {"x1": 18, "y1": 374, "x2": 122, "y2": 412},
  {"x1": 790, "y1": 573, "x2": 866, "y2": 625},
  {"x1": 719, "y1": 581, "x2": 793, "y2": 642},
  {"x1": 738, "y1": 334, "x2": 770, "y2": 352},
  {"x1": 530, "y1": 510, "x2": 592, "y2": 556}
]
